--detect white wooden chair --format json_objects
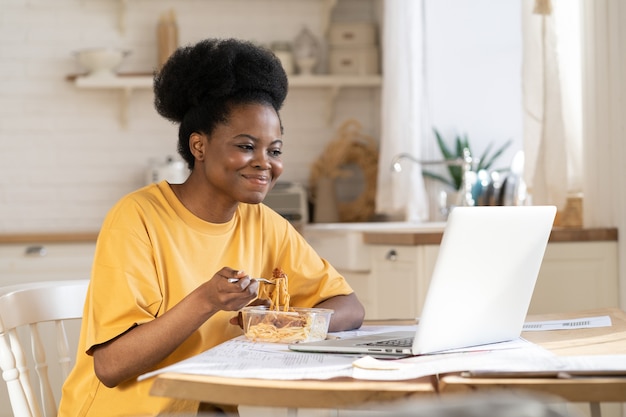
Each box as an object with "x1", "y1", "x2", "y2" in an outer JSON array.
[{"x1": 0, "y1": 279, "x2": 88, "y2": 417}]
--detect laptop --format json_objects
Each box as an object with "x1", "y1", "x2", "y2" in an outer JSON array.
[{"x1": 289, "y1": 205, "x2": 557, "y2": 357}]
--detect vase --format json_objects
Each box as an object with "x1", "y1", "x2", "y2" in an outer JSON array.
[
  {"x1": 293, "y1": 26, "x2": 320, "y2": 75},
  {"x1": 313, "y1": 176, "x2": 340, "y2": 223}
]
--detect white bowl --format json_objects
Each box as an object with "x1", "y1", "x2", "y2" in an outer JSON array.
[{"x1": 74, "y1": 48, "x2": 130, "y2": 78}]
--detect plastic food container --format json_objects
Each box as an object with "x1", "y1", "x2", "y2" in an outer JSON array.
[{"x1": 241, "y1": 306, "x2": 333, "y2": 344}]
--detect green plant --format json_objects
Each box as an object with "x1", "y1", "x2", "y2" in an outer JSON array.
[{"x1": 422, "y1": 128, "x2": 513, "y2": 190}]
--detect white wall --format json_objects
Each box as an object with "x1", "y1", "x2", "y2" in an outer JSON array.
[
  {"x1": 0, "y1": 0, "x2": 522, "y2": 234},
  {"x1": 0, "y1": 0, "x2": 381, "y2": 234}
]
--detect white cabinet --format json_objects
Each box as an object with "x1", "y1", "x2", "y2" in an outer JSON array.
[
  {"x1": 341, "y1": 244, "x2": 438, "y2": 320},
  {"x1": 366, "y1": 245, "x2": 434, "y2": 320},
  {"x1": 306, "y1": 226, "x2": 620, "y2": 320},
  {"x1": 530, "y1": 241, "x2": 619, "y2": 314},
  {"x1": 0, "y1": 241, "x2": 94, "y2": 417},
  {"x1": 368, "y1": 245, "x2": 420, "y2": 319},
  {"x1": 328, "y1": 243, "x2": 434, "y2": 320},
  {"x1": 0, "y1": 242, "x2": 95, "y2": 287}
]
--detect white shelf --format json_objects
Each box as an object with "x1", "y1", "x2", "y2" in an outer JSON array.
[
  {"x1": 73, "y1": 75, "x2": 153, "y2": 89},
  {"x1": 73, "y1": 74, "x2": 381, "y2": 89},
  {"x1": 72, "y1": 74, "x2": 153, "y2": 127},
  {"x1": 290, "y1": 74, "x2": 381, "y2": 88},
  {"x1": 71, "y1": 74, "x2": 382, "y2": 126}
]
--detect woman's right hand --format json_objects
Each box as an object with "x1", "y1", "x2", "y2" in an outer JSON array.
[
  {"x1": 203, "y1": 267, "x2": 260, "y2": 313},
  {"x1": 92, "y1": 267, "x2": 260, "y2": 387}
]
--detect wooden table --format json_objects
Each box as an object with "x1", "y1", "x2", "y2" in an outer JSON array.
[
  {"x1": 149, "y1": 308, "x2": 626, "y2": 414},
  {"x1": 440, "y1": 308, "x2": 626, "y2": 417},
  {"x1": 150, "y1": 374, "x2": 437, "y2": 409}
]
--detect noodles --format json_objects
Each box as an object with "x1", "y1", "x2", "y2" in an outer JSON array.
[
  {"x1": 244, "y1": 267, "x2": 331, "y2": 343},
  {"x1": 243, "y1": 308, "x2": 331, "y2": 343},
  {"x1": 244, "y1": 313, "x2": 312, "y2": 343},
  {"x1": 257, "y1": 267, "x2": 290, "y2": 311}
]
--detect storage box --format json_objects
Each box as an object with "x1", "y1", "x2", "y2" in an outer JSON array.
[
  {"x1": 328, "y1": 22, "x2": 377, "y2": 47},
  {"x1": 329, "y1": 46, "x2": 379, "y2": 75}
]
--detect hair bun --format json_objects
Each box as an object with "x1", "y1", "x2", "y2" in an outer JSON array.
[{"x1": 154, "y1": 38, "x2": 288, "y2": 123}]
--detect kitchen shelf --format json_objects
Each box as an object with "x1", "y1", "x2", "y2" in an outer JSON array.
[
  {"x1": 67, "y1": 73, "x2": 382, "y2": 126},
  {"x1": 68, "y1": 73, "x2": 153, "y2": 127},
  {"x1": 69, "y1": 73, "x2": 381, "y2": 89},
  {"x1": 71, "y1": 74, "x2": 153, "y2": 89}
]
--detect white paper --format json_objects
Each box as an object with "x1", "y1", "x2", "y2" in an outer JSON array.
[
  {"x1": 522, "y1": 315, "x2": 611, "y2": 331},
  {"x1": 350, "y1": 340, "x2": 560, "y2": 381},
  {"x1": 139, "y1": 336, "x2": 557, "y2": 382},
  {"x1": 138, "y1": 337, "x2": 355, "y2": 381},
  {"x1": 139, "y1": 320, "x2": 626, "y2": 383}
]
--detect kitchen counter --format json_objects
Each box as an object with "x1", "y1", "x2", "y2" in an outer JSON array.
[
  {"x1": 0, "y1": 227, "x2": 617, "y2": 245},
  {"x1": 0, "y1": 232, "x2": 99, "y2": 244},
  {"x1": 1, "y1": 226, "x2": 619, "y2": 320},
  {"x1": 362, "y1": 227, "x2": 619, "y2": 246},
  {"x1": 303, "y1": 223, "x2": 620, "y2": 319}
]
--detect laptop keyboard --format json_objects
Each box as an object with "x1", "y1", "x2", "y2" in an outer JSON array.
[{"x1": 360, "y1": 337, "x2": 414, "y2": 348}]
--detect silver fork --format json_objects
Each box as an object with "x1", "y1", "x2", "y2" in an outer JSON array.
[{"x1": 227, "y1": 277, "x2": 276, "y2": 285}]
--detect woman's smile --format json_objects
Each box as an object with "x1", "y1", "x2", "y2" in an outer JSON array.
[{"x1": 241, "y1": 172, "x2": 271, "y2": 187}]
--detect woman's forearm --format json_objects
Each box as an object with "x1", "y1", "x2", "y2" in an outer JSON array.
[
  {"x1": 315, "y1": 292, "x2": 365, "y2": 332},
  {"x1": 92, "y1": 289, "x2": 216, "y2": 387}
]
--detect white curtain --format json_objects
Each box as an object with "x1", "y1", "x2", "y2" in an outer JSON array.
[
  {"x1": 521, "y1": 0, "x2": 582, "y2": 209},
  {"x1": 375, "y1": 0, "x2": 429, "y2": 222}
]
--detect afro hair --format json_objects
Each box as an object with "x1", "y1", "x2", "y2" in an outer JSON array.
[{"x1": 153, "y1": 38, "x2": 289, "y2": 169}]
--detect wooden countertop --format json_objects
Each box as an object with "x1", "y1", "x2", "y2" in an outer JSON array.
[
  {"x1": 363, "y1": 227, "x2": 618, "y2": 246},
  {"x1": 0, "y1": 232, "x2": 99, "y2": 244},
  {"x1": 0, "y1": 227, "x2": 618, "y2": 246}
]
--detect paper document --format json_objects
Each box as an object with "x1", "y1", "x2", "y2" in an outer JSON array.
[
  {"x1": 461, "y1": 355, "x2": 626, "y2": 378},
  {"x1": 523, "y1": 315, "x2": 611, "y2": 331},
  {"x1": 138, "y1": 337, "x2": 355, "y2": 381},
  {"x1": 139, "y1": 320, "x2": 625, "y2": 383},
  {"x1": 139, "y1": 335, "x2": 558, "y2": 382}
]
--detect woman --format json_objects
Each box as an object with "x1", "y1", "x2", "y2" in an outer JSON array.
[{"x1": 59, "y1": 38, "x2": 364, "y2": 416}]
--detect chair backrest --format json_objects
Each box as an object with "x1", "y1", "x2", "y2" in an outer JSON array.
[{"x1": 0, "y1": 279, "x2": 88, "y2": 417}]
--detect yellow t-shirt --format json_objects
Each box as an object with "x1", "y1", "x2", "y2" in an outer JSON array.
[{"x1": 58, "y1": 181, "x2": 353, "y2": 417}]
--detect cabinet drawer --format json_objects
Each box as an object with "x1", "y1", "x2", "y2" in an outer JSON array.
[
  {"x1": 370, "y1": 245, "x2": 418, "y2": 263},
  {"x1": 369, "y1": 246, "x2": 420, "y2": 319},
  {"x1": 0, "y1": 242, "x2": 95, "y2": 286}
]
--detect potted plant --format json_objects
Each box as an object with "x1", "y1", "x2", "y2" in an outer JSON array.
[{"x1": 422, "y1": 128, "x2": 513, "y2": 191}]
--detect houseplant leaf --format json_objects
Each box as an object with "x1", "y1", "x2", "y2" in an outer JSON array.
[
  {"x1": 434, "y1": 128, "x2": 455, "y2": 160},
  {"x1": 478, "y1": 139, "x2": 513, "y2": 171},
  {"x1": 426, "y1": 128, "x2": 512, "y2": 191},
  {"x1": 422, "y1": 170, "x2": 456, "y2": 189}
]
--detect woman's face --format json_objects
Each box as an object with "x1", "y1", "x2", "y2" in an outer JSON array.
[{"x1": 192, "y1": 102, "x2": 284, "y2": 206}]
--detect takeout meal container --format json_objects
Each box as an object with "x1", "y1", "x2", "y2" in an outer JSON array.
[{"x1": 241, "y1": 306, "x2": 333, "y2": 344}]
